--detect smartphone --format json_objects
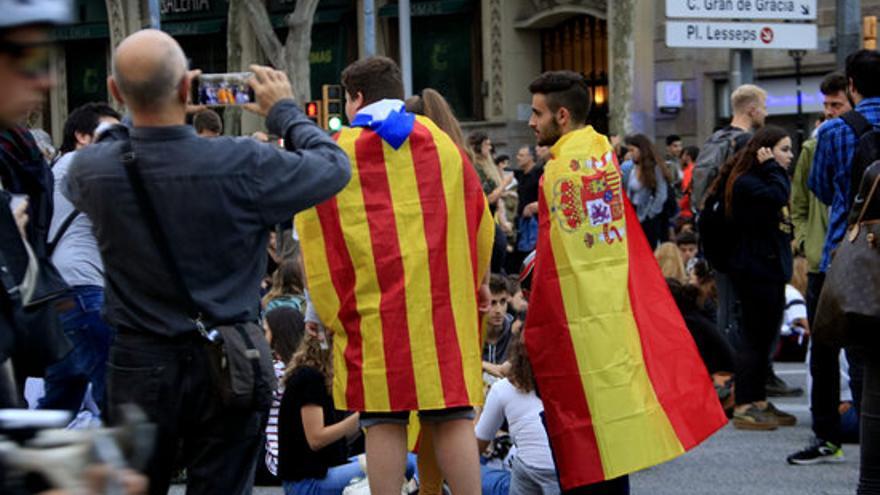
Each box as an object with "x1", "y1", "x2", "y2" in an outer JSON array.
[{"x1": 192, "y1": 72, "x2": 255, "y2": 106}]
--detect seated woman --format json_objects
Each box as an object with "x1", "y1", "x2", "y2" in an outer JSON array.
[
  {"x1": 475, "y1": 333, "x2": 559, "y2": 495},
  {"x1": 278, "y1": 330, "x2": 415, "y2": 495}
]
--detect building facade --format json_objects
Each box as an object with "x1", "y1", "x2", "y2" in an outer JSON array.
[{"x1": 42, "y1": 0, "x2": 880, "y2": 156}]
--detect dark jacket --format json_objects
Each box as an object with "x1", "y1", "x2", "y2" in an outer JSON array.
[
  {"x1": 728, "y1": 160, "x2": 793, "y2": 283},
  {"x1": 63, "y1": 101, "x2": 351, "y2": 335}
]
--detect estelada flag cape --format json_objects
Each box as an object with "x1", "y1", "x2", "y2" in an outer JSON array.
[
  {"x1": 295, "y1": 104, "x2": 494, "y2": 412},
  {"x1": 523, "y1": 126, "x2": 727, "y2": 490}
]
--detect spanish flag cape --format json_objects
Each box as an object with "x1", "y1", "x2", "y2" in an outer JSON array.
[
  {"x1": 523, "y1": 126, "x2": 727, "y2": 490},
  {"x1": 295, "y1": 101, "x2": 494, "y2": 412}
]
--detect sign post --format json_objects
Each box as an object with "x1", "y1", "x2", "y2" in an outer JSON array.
[
  {"x1": 666, "y1": 0, "x2": 817, "y2": 21},
  {"x1": 666, "y1": 21, "x2": 817, "y2": 50}
]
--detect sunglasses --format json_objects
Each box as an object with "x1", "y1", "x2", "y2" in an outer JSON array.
[{"x1": 0, "y1": 39, "x2": 52, "y2": 79}]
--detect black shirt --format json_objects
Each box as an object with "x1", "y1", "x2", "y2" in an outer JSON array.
[
  {"x1": 277, "y1": 366, "x2": 348, "y2": 482},
  {"x1": 515, "y1": 164, "x2": 544, "y2": 218}
]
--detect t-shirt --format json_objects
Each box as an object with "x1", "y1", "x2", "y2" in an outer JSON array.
[
  {"x1": 277, "y1": 366, "x2": 347, "y2": 482},
  {"x1": 482, "y1": 314, "x2": 514, "y2": 365},
  {"x1": 515, "y1": 164, "x2": 544, "y2": 218},
  {"x1": 780, "y1": 284, "x2": 807, "y2": 337},
  {"x1": 475, "y1": 378, "x2": 555, "y2": 471}
]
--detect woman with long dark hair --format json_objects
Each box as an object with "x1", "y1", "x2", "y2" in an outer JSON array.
[
  {"x1": 624, "y1": 134, "x2": 675, "y2": 248},
  {"x1": 713, "y1": 125, "x2": 796, "y2": 431}
]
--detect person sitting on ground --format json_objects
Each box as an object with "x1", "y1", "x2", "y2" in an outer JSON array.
[
  {"x1": 675, "y1": 230, "x2": 699, "y2": 267},
  {"x1": 476, "y1": 332, "x2": 559, "y2": 495},
  {"x1": 483, "y1": 274, "x2": 515, "y2": 380},
  {"x1": 192, "y1": 108, "x2": 222, "y2": 137},
  {"x1": 263, "y1": 258, "x2": 306, "y2": 314},
  {"x1": 263, "y1": 306, "x2": 306, "y2": 480},
  {"x1": 278, "y1": 332, "x2": 417, "y2": 495},
  {"x1": 655, "y1": 242, "x2": 687, "y2": 283}
]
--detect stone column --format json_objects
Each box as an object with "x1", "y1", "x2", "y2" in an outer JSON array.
[
  {"x1": 608, "y1": 0, "x2": 654, "y2": 137},
  {"x1": 106, "y1": 0, "x2": 149, "y2": 49}
]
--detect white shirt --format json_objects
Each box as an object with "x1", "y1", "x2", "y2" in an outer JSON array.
[
  {"x1": 780, "y1": 285, "x2": 807, "y2": 337},
  {"x1": 475, "y1": 378, "x2": 555, "y2": 471}
]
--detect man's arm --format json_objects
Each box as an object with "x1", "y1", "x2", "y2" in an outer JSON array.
[
  {"x1": 790, "y1": 142, "x2": 814, "y2": 253},
  {"x1": 245, "y1": 66, "x2": 351, "y2": 226}
]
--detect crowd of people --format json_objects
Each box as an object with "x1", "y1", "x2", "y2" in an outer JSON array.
[{"x1": 2, "y1": 0, "x2": 880, "y2": 493}]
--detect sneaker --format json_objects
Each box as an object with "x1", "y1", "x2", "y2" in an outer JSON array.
[
  {"x1": 787, "y1": 439, "x2": 845, "y2": 465},
  {"x1": 765, "y1": 402, "x2": 797, "y2": 426},
  {"x1": 766, "y1": 374, "x2": 804, "y2": 397},
  {"x1": 733, "y1": 405, "x2": 779, "y2": 431}
]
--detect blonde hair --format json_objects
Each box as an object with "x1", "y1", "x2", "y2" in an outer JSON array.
[
  {"x1": 731, "y1": 84, "x2": 767, "y2": 115},
  {"x1": 284, "y1": 334, "x2": 333, "y2": 392},
  {"x1": 655, "y1": 242, "x2": 687, "y2": 282},
  {"x1": 790, "y1": 256, "x2": 808, "y2": 297}
]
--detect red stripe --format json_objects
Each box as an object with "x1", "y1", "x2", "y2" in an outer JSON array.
[
  {"x1": 460, "y1": 151, "x2": 486, "y2": 287},
  {"x1": 409, "y1": 122, "x2": 468, "y2": 407},
  {"x1": 315, "y1": 197, "x2": 365, "y2": 410},
  {"x1": 524, "y1": 177, "x2": 605, "y2": 489},
  {"x1": 354, "y1": 130, "x2": 418, "y2": 411},
  {"x1": 623, "y1": 195, "x2": 727, "y2": 448}
]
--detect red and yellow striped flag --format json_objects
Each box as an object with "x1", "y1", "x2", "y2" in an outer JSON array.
[
  {"x1": 524, "y1": 126, "x2": 727, "y2": 490},
  {"x1": 295, "y1": 115, "x2": 494, "y2": 412}
]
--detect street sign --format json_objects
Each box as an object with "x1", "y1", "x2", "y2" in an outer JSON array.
[
  {"x1": 666, "y1": 21, "x2": 817, "y2": 49},
  {"x1": 666, "y1": 0, "x2": 817, "y2": 21}
]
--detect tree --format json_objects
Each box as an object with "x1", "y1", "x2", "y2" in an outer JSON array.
[{"x1": 236, "y1": 0, "x2": 320, "y2": 104}]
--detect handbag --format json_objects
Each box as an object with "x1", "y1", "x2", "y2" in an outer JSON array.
[
  {"x1": 813, "y1": 161, "x2": 880, "y2": 348},
  {"x1": 516, "y1": 216, "x2": 538, "y2": 252},
  {"x1": 119, "y1": 140, "x2": 275, "y2": 410}
]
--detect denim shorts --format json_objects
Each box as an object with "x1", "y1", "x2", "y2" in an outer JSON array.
[{"x1": 359, "y1": 406, "x2": 475, "y2": 429}]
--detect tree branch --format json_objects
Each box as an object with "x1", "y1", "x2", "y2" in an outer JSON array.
[{"x1": 241, "y1": 0, "x2": 284, "y2": 69}]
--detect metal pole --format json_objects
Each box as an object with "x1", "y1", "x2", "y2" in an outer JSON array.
[
  {"x1": 145, "y1": 0, "x2": 161, "y2": 29},
  {"x1": 729, "y1": 49, "x2": 754, "y2": 90},
  {"x1": 398, "y1": 0, "x2": 413, "y2": 97},
  {"x1": 791, "y1": 50, "x2": 806, "y2": 155},
  {"x1": 363, "y1": 0, "x2": 376, "y2": 57},
  {"x1": 837, "y1": 0, "x2": 862, "y2": 69}
]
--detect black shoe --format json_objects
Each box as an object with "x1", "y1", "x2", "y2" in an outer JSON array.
[
  {"x1": 766, "y1": 374, "x2": 803, "y2": 397},
  {"x1": 787, "y1": 438, "x2": 845, "y2": 465},
  {"x1": 765, "y1": 402, "x2": 797, "y2": 426}
]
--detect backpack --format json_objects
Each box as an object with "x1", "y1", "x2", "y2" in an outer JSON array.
[
  {"x1": 841, "y1": 111, "x2": 880, "y2": 225},
  {"x1": 692, "y1": 128, "x2": 746, "y2": 210},
  {"x1": 696, "y1": 174, "x2": 736, "y2": 273}
]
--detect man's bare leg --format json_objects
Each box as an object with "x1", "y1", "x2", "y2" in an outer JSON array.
[
  {"x1": 365, "y1": 423, "x2": 408, "y2": 495},
  {"x1": 431, "y1": 418, "x2": 481, "y2": 495}
]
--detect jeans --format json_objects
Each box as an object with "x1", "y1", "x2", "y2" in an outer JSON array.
[
  {"x1": 480, "y1": 464, "x2": 511, "y2": 495},
  {"x1": 859, "y1": 354, "x2": 880, "y2": 494},
  {"x1": 107, "y1": 328, "x2": 267, "y2": 495},
  {"x1": 731, "y1": 276, "x2": 785, "y2": 405},
  {"x1": 509, "y1": 456, "x2": 560, "y2": 495},
  {"x1": 715, "y1": 272, "x2": 742, "y2": 352},
  {"x1": 38, "y1": 285, "x2": 114, "y2": 414},
  {"x1": 283, "y1": 454, "x2": 417, "y2": 495}
]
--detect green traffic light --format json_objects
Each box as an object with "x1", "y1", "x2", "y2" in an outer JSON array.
[{"x1": 328, "y1": 116, "x2": 343, "y2": 132}]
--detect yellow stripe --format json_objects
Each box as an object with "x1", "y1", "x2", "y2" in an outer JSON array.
[
  {"x1": 381, "y1": 135, "x2": 446, "y2": 409},
  {"x1": 294, "y1": 208, "x2": 349, "y2": 409},
  {"x1": 421, "y1": 117, "x2": 489, "y2": 407},
  {"x1": 545, "y1": 127, "x2": 683, "y2": 479}
]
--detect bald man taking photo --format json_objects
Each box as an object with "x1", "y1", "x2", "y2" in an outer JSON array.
[{"x1": 63, "y1": 30, "x2": 351, "y2": 495}]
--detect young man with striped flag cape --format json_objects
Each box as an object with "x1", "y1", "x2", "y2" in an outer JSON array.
[
  {"x1": 295, "y1": 56, "x2": 494, "y2": 495},
  {"x1": 523, "y1": 71, "x2": 728, "y2": 494}
]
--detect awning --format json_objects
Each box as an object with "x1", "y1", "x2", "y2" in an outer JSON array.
[
  {"x1": 378, "y1": 0, "x2": 473, "y2": 17},
  {"x1": 53, "y1": 24, "x2": 109, "y2": 41},
  {"x1": 270, "y1": 7, "x2": 350, "y2": 29},
  {"x1": 163, "y1": 18, "x2": 225, "y2": 36}
]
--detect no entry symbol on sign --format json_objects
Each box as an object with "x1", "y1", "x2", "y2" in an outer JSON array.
[{"x1": 760, "y1": 27, "x2": 775, "y2": 44}]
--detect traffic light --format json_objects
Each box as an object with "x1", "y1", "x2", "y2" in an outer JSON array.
[
  {"x1": 305, "y1": 101, "x2": 322, "y2": 126},
  {"x1": 322, "y1": 84, "x2": 344, "y2": 132},
  {"x1": 865, "y1": 16, "x2": 878, "y2": 50}
]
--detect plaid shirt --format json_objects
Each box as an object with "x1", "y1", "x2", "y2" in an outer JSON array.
[{"x1": 809, "y1": 97, "x2": 880, "y2": 272}]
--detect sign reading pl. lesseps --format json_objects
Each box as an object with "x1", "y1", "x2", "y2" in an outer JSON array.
[
  {"x1": 666, "y1": 0, "x2": 817, "y2": 20},
  {"x1": 666, "y1": 21, "x2": 817, "y2": 49}
]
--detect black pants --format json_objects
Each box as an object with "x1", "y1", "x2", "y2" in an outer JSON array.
[
  {"x1": 860, "y1": 353, "x2": 880, "y2": 494},
  {"x1": 107, "y1": 329, "x2": 266, "y2": 495},
  {"x1": 731, "y1": 276, "x2": 785, "y2": 405},
  {"x1": 807, "y1": 272, "x2": 865, "y2": 445}
]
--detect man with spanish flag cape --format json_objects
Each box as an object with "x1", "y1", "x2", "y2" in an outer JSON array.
[
  {"x1": 295, "y1": 57, "x2": 493, "y2": 495},
  {"x1": 523, "y1": 71, "x2": 728, "y2": 493}
]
